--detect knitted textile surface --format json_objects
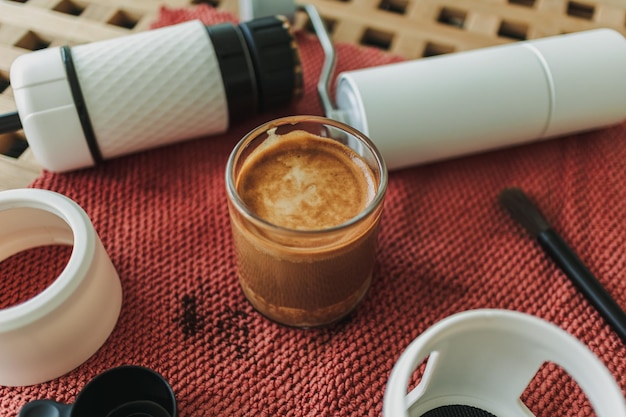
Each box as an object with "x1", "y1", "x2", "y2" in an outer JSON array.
[{"x1": 2, "y1": 5, "x2": 626, "y2": 416}]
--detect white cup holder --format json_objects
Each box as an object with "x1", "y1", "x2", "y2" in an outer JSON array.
[
  {"x1": 383, "y1": 309, "x2": 626, "y2": 417},
  {"x1": 0, "y1": 189, "x2": 122, "y2": 386}
]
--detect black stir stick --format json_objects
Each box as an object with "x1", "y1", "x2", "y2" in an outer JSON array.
[{"x1": 499, "y1": 187, "x2": 626, "y2": 343}]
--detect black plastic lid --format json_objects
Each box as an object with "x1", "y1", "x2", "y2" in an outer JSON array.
[
  {"x1": 18, "y1": 366, "x2": 177, "y2": 417},
  {"x1": 238, "y1": 15, "x2": 303, "y2": 112},
  {"x1": 206, "y1": 22, "x2": 258, "y2": 124}
]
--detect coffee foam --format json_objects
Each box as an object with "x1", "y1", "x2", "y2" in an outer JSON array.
[{"x1": 237, "y1": 130, "x2": 376, "y2": 230}]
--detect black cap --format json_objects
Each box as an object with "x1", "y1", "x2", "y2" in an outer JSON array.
[
  {"x1": 18, "y1": 366, "x2": 177, "y2": 417},
  {"x1": 206, "y1": 22, "x2": 258, "y2": 123},
  {"x1": 238, "y1": 15, "x2": 303, "y2": 112}
]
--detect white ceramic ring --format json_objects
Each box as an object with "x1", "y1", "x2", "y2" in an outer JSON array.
[
  {"x1": 0, "y1": 188, "x2": 122, "y2": 386},
  {"x1": 383, "y1": 309, "x2": 626, "y2": 417}
]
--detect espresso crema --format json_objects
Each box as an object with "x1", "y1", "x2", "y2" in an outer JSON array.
[{"x1": 237, "y1": 129, "x2": 376, "y2": 230}]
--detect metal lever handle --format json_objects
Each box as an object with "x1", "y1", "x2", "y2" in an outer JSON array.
[{"x1": 298, "y1": 4, "x2": 339, "y2": 119}]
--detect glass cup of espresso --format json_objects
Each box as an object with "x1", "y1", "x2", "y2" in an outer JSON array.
[{"x1": 225, "y1": 115, "x2": 387, "y2": 328}]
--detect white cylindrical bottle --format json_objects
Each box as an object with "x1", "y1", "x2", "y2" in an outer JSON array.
[
  {"x1": 10, "y1": 18, "x2": 301, "y2": 172},
  {"x1": 334, "y1": 29, "x2": 626, "y2": 170}
]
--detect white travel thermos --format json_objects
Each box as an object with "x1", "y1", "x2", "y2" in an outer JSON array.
[{"x1": 331, "y1": 29, "x2": 626, "y2": 169}]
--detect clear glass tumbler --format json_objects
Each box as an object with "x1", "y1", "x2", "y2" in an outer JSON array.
[{"x1": 225, "y1": 115, "x2": 387, "y2": 327}]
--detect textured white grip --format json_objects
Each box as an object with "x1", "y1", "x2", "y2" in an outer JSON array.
[{"x1": 71, "y1": 20, "x2": 228, "y2": 159}]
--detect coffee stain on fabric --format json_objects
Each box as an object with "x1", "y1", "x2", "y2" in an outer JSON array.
[{"x1": 175, "y1": 294, "x2": 203, "y2": 338}]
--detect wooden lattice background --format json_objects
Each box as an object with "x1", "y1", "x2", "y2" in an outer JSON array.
[{"x1": 1, "y1": 0, "x2": 626, "y2": 188}]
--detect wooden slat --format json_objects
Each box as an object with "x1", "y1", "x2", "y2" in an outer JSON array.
[
  {"x1": 0, "y1": 150, "x2": 41, "y2": 191},
  {"x1": 0, "y1": 2, "x2": 130, "y2": 44}
]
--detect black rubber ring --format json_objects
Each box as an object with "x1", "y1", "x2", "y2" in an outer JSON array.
[
  {"x1": 238, "y1": 16, "x2": 302, "y2": 112},
  {"x1": 205, "y1": 23, "x2": 258, "y2": 123},
  {"x1": 60, "y1": 46, "x2": 103, "y2": 165}
]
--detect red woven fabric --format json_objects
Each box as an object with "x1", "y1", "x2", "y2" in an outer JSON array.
[{"x1": 2, "y1": 5, "x2": 626, "y2": 416}]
